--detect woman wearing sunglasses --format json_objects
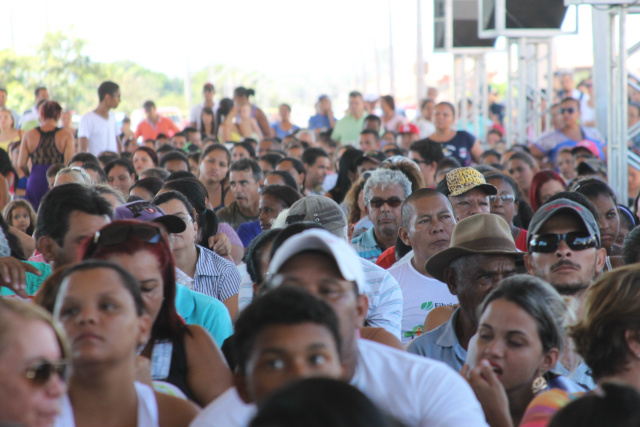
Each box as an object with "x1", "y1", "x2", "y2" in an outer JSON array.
[
  {"x1": 82, "y1": 221, "x2": 233, "y2": 407},
  {"x1": 53, "y1": 260, "x2": 198, "y2": 427},
  {"x1": 0, "y1": 298, "x2": 68, "y2": 427},
  {"x1": 486, "y1": 173, "x2": 533, "y2": 252},
  {"x1": 462, "y1": 275, "x2": 582, "y2": 427}
]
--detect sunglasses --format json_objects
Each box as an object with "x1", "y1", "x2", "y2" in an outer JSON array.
[
  {"x1": 529, "y1": 232, "x2": 597, "y2": 253},
  {"x1": 368, "y1": 197, "x2": 404, "y2": 208},
  {"x1": 489, "y1": 194, "x2": 515, "y2": 203},
  {"x1": 25, "y1": 361, "x2": 69, "y2": 386},
  {"x1": 559, "y1": 107, "x2": 576, "y2": 114},
  {"x1": 93, "y1": 223, "x2": 163, "y2": 247}
]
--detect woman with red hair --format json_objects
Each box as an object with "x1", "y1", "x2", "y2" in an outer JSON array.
[
  {"x1": 529, "y1": 170, "x2": 566, "y2": 212},
  {"x1": 82, "y1": 220, "x2": 233, "y2": 407}
]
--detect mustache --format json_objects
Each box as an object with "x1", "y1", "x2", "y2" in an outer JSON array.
[{"x1": 551, "y1": 260, "x2": 581, "y2": 271}]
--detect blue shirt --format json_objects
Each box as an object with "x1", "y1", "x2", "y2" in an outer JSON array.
[
  {"x1": 175, "y1": 284, "x2": 233, "y2": 346},
  {"x1": 194, "y1": 245, "x2": 241, "y2": 302},
  {"x1": 351, "y1": 227, "x2": 383, "y2": 262},
  {"x1": 236, "y1": 220, "x2": 262, "y2": 248},
  {"x1": 407, "y1": 307, "x2": 467, "y2": 372},
  {"x1": 308, "y1": 114, "x2": 335, "y2": 131},
  {"x1": 271, "y1": 122, "x2": 300, "y2": 140}
]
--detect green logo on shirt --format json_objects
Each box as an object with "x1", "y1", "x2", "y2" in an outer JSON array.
[{"x1": 421, "y1": 301, "x2": 434, "y2": 311}]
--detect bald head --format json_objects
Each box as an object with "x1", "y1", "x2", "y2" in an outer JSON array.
[{"x1": 401, "y1": 188, "x2": 452, "y2": 228}]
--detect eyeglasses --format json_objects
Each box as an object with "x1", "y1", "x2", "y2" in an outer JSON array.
[
  {"x1": 93, "y1": 223, "x2": 162, "y2": 247},
  {"x1": 559, "y1": 107, "x2": 576, "y2": 115},
  {"x1": 368, "y1": 197, "x2": 404, "y2": 208},
  {"x1": 24, "y1": 361, "x2": 69, "y2": 385},
  {"x1": 489, "y1": 194, "x2": 515, "y2": 203},
  {"x1": 529, "y1": 232, "x2": 597, "y2": 253}
]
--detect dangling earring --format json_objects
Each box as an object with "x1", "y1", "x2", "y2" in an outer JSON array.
[{"x1": 532, "y1": 373, "x2": 547, "y2": 395}]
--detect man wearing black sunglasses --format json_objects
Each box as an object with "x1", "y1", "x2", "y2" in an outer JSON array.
[
  {"x1": 524, "y1": 198, "x2": 605, "y2": 390},
  {"x1": 524, "y1": 198, "x2": 606, "y2": 298}
]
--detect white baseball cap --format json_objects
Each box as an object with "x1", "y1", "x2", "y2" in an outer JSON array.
[{"x1": 268, "y1": 229, "x2": 365, "y2": 294}]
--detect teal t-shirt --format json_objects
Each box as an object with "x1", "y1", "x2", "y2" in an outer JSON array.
[{"x1": 0, "y1": 261, "x2": 51, "y2": 296}]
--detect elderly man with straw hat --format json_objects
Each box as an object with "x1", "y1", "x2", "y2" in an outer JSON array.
[{"x1": 408, "y1": 214, "x2": 522, "y2": 372}]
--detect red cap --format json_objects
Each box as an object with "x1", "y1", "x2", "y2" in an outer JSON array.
[{"x1": 398, "y1": 123, "x2": 419, "y2": 135}]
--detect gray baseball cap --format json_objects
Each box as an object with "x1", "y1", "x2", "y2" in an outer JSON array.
[
  {"x1": 285, "y1": 196, "x2": 348, "y2": 239},
  {"x1": 527, "y1": 198, "x2": 600, "y2": 250}
]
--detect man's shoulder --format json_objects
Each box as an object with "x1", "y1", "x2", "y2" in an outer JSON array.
[
  {"x1": 190, "y1": 387, "x2": 254, "y2": 427},
  {"x1": 408, "y1": 320, "x2": 448, "y2": 354}
]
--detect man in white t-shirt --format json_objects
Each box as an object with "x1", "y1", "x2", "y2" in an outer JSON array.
[
  {"x1": 390, "y1": 189, "x2": 459, "y2": 344},
  {"x1": 189, "y1": 83, "x2": 216, "y2": 131},
  {"x1": 78, "y1": 81, "x2": 121, "y2": 156},
  {"x1": 190, "y1": 229, "x2": 488, "y2": 427}
]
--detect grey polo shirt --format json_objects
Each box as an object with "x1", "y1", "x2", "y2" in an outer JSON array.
[{"x1": 407, "y1": 307, "x2": 467, "y2": 372}]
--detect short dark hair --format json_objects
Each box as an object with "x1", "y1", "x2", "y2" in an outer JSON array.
[
  {"x1": 301, "y1": 147, "x2": 328, "y2": 167},
  {"x1": 244, "y1": 229, "x2": 281, "y2": 284},
  {"x1": 410, "y1": 139, "x2": 444, "y2": 164},
  {"x1": 234, "y1": 286, "x2": 341, "y2": 376},
  {"x1": 481, "y1": 149, "x2": 502, "y2": 162},
  {"x1": 59, "y1": 260, "x2": 144, "y2": 316},
  {"x1": 133, "y1": 146, "x2": 159, "y2": 166},
  {"x1": 381, "y1": 95, "x2": 395, "y2": 111},
  {"x1": 82, "y1": 161, "x2": 107, "y2": 183},
  {"x1": 232, "y1": 141, "x2": 256, "y2": 159},
  {"x1": 230, "y1": 158, "x2": 263, "y2": 182},
  {"x1": 156, "y1": 144, "x2": 176, "y2": 156},
  {"x1": 36, "y1": 184, "x2": 112, "y2": 245},
  {"x1": 622, "y1": 226, "x2": 640, "y2": 265},
  {"x1": 249, "y1": 378, "x2": 395, "y2": 427},
  {"x1": 401, "y1": 188, "x2": 451, "y2": 228},
  {"x1": 571, "y1": 177, "x2": 617, "y2": 205},
  {"x1": 98, "y1": 81, "x2": 119, "y2": 102},
  {"x1": 259, "y1": 153, "x2": 284, "y2": 170},
  {"x1": 348, "y1": 91, "x2": 363, "y2": 99},
  {"x1": 69, "y1": 152, "x2": 99, "y2": 166},
  {"x1": 276, "y1": 157, "x2": 306, "y2": 175},
  {"x1": 34, "y1": 86, "x2": 47, "y2": 97},
  {"x1": 129, "y1": 177, "x2": 164, "y2": 198},
  {"x1": 266, "y1": 171, "x2": 298, "y2": 190},
  {"x1": 104, "y1": 158, "x2": 136, "y2": 178},
  {"x1": 143, "y1": 100, "x2": 156, "y2": 110},
  {"x1": 41, "y1": 101, "x2": 62, "y2": 121},
  {"x1": 360, "y1": 129, "x2": 380, "y2": 141},
  {"x1": 261, "y1": 185, "x2": 302, "y2": 208},
  {"x1": 97, "y1": 151, "x2": 119, "y2": 167},
  {"x1": 171, "y1": 132, "x2": 187, "y2": 141},
  {"x1": 364, "y1": 115, "x2": 381, "y2": 126},
  {"x1": 159, "y1": 151, "x2": 190, "y2": 171},
  {"x1": 166, "y1": 171, "x2": 196, "y2": 181}
]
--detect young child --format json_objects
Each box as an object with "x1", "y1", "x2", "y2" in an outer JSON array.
[{"x1": 3, "y1": 199, "x2": 36, "y2": 236}]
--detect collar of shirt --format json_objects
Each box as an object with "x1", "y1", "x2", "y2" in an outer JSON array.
[{"x1": 436, "y1": 307, "x2": 461, "y2": 348}]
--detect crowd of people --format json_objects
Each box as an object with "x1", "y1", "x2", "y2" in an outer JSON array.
[{"x1": 2, "y1": 72, "x2": 640, "y2": 427}]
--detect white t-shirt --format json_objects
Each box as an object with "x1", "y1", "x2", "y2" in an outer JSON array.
[
  {"x1": 189, "y1": 387, "x2": 254, "y2": 427},
  {"x1": 389, "y1": 259, "x2": 458, "y2": 344},
  {"x1": 190, "y1": 102, "x2": 216, "y2": 131},
  {"x1": 190, "y1": 339, "x2": 488, "y2": 427},
  {"x1": 78, "y1": 111, "x2": 118, "y2": 156}
]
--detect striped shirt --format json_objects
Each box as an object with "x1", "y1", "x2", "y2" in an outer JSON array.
[
  {"x1": 352, "y1": 227, "x2": 383, "y2": 262},
  {"x1": 193, "y1": 245, "x2": 241, "y2": 302}
]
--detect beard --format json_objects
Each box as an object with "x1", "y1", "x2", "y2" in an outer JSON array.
[{"x1": 550, "y1": 282, "x2": 589, "y2": 296}]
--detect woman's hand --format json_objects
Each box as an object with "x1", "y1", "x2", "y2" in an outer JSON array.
[
  {"x1": 208, "y1": 233, "x2": 231, "y2": 258},
  {"x1": 461, "y1": 361, "x2": 513, "y2": 427}
]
